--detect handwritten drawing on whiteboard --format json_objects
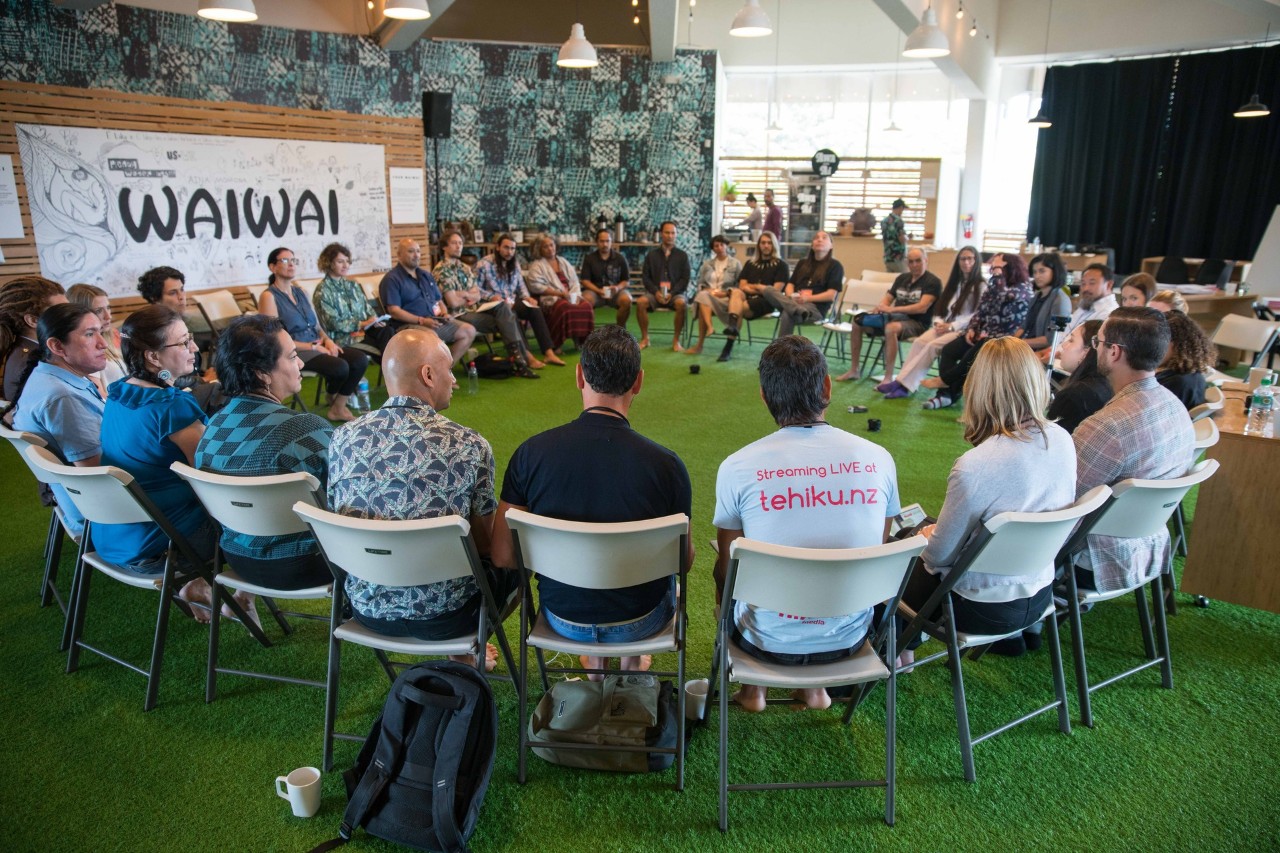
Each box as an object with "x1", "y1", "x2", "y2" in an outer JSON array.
[{"x1": 16, "y1": 124, "x2": 390, "y2": 295}]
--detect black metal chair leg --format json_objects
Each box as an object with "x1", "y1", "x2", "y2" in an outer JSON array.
[{"x1": 1135, "y1": 588, "x2": 1157, "y2": 660}]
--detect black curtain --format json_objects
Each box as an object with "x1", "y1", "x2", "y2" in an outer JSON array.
[
  {"x1": 1027, "y1": 46, "x2": 1280, "y2": 274},
  {"x1": 1157, "y1": 46, "x2": 1280, "y2": 266},
  {"x1": 1027, "y1": 58, "x2": 1176, "y2": 273}
]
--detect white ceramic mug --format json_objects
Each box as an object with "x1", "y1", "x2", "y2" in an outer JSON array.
[
  {"x1": 569, "y1": 292, "x2": 580, "y2": 305},
  {"x1": 603, "y1": 286, "x2": 613, "y2": 299},
  {"x1": 275, "y1": 766, "x2": 321, "y2": 818},
  {"x1": 684, "y1": 678, "x2": 710, "y2": 721}
]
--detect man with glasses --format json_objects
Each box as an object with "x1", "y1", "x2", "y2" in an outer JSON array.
[
  {"x1": 1071, "y1": 307, "x2": 1194, "y2": 592},
  {"x1": 379, "y1": 237, "x2": 477, "y2": 368}
]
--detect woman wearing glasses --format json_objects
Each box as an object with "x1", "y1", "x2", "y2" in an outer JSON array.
[
  {"x1": 257, "y1": 246, "x2": 369, "y2": 422},
  {"x1": 66, "y1": 284, "x2": 126, "y2": 393},
  {"x1": 97, "y1": 305, "x2": 252, "y2": 621}
]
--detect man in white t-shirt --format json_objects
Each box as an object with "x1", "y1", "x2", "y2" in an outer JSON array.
[{"x1": 713, "y1": 335, "x2": 901, "y2": 712}]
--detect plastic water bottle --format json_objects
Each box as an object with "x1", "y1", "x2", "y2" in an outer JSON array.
[
  {"x1": 467, "y1": 361, "x2": 479, "y2": 395},
  {"x1": 355, "y1": 377, "x2": 370, "y2": 413},
  {"x1": 1244, "y1": 377, "x2": 1274, "y2": 438}
]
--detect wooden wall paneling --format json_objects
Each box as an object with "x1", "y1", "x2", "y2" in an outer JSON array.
[{"x1": 0, "y1": 81, "x2": 425, "y2": 288}]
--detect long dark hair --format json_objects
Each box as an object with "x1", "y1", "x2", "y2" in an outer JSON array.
[
  {"x1": 267, "y1": 246, "x2": 292, "y2": 285},
  {"x1": 1029, "y1": 252, "x2": 1066, "y2": 291},
  {"x1": 936, "y1": 246, "x2": 984, "y2": 319},
  {"x1": 37, "y1": 303, "x2": 94, "y2": 363},
  {"x1": 1065, "y1": 319, "x2": 1105, "y2": 386},
  {"x1": 0, "y1": 276, "x2": 65, "y2": 357},
  {"x1": 120, "y1": 304, "x2": 184, "y2": 384},
  {"x1": 1000, "y1": 253, "x2": 1031, "y2": 289}
]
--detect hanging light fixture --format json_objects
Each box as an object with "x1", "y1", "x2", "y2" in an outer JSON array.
[
  {"x1": 886, "y1": 32, "x2": 903, "y2": 131},
  {"x1": 767, "y1": 1, "x2": 782, "y2": 131},
  {"x1": 1234, "y1": 24, "x2": 1272, "y2": 118},
  {"x1": 1028, "y1": 0, "x2": 1055, "y2": 128},
  {"x1": 557, "y1": 23, "x2": 598, "y2": 68},
  {"x1": 956, "y1": 1, "x2": 965, "y2": 20},
  {"x1": 903, "y1": 4, "x2": 950, "y2": 59},
  {"x1": 969, "y1": 19, "x2": 978, "y2": 38},
  {"x1": 197, "y1": 0, "x2": 257, "y2": 22},
  {"x1": 384, "y1": 0, "x2": 430, "y2": 20},
  {"x1": 730, "y1": 0, "x2": 772, "y2": 38}
]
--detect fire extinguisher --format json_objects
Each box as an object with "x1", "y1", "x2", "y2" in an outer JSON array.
[{"x1": 962, "y1": 215, "x2": 974, "y2": 240}]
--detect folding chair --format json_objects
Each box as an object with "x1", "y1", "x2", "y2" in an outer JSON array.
[
  {"x1": 505, "y1": 509, "x2": 690, "y2": 790},
  {"x1": 716, "y1": 535, "x2": 926, "y2": 829},
  {"x1": 1171, "y1": 417, "x2": 1220, "y2": 560},
  {"x1": 1205, "y1": 315, "x2": 1279, "y2": 383},
  {"x1": 192, "y1": 289, "x2": 245, "y2": 343},
  {"x1": 893, "y1": 486, "x2": 1110, "y2": 782},
  {"x1": 25, "y1": 446, "x2": 268, "y2": 711},
  {"x1": 292, "y1": 503, "x2": 519, "y2": 772},
  {"x1": 171, "y1": 463, "x2": 332, "y2": 702},
  {"x1": 0, "y1": 426, "x2": 78, "y2": 619},
  {"x1": 1056, "y1": 459, "x2": 1219, "y2": 728},
  {"x1": 819, "y1": 279, "x2": 889, "y2": 362}
]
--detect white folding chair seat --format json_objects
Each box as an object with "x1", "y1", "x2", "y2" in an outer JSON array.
[
  {"x1": 1, "y1": 426, "x2": 79, "y2": 620},
  {"x1": 293, "y1": 502, "x2": 519, "y2": 772},
  {"x1": 716, "y1": 534, "x2": 925, "y2": 830},
  {"x1": 1056, "y1": 459, "x2": 1219, "y2": 727},
  {"x1": 895, "y1": 486, "x2": 1110, "y2": 782},
  {"x1": 172, "y1": 463, "x2": 334, "y2": 702},
  {"x1": 24, "y1": 446, "x2": 265, "y2": 711},
  {"x1": 505, "y1": 508, "x2": 690, "y2": 790}
]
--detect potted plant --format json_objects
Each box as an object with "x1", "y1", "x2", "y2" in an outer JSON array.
[{"x1": 720, "y1": 179, "x2": 738, "y2": 202}]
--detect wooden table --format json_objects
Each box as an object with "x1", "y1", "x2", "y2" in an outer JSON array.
[{"x1": 1181, "y1": 386, "x2": 1280, "y2": 614}]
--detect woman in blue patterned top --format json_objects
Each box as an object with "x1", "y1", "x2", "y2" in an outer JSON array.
[
  {"x1": 257, "y1": 246, "x2": 369, "y2": 423},
  {"x1": 195, "y1": 314, "x2": 334, "y2": 590},
  {"x1": 927, "y1": 253, "x2": 1034, "y2": 410}
]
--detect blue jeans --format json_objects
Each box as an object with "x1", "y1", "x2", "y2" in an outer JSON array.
[{"x1": 542, "y1": 591, "x2": 676, "y2": 644}]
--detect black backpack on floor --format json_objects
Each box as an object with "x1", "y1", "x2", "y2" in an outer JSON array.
[{"x1": 312, "y1": 661, "x2": 497, "y2": 853}]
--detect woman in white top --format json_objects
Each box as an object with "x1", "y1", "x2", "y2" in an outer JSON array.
[
  {"x1": 876, "y1": 245, "x2": 985, "y2": 397},
  {"x1": 524, "y1": 234, "x2": 596, "y2": 350},
  {"x1": 901, "y1": 336, "x2": 1076, "y2": 658},
  {"x1": 689, "y1": 234, "x2": 744, "y2": 354},
  {"x1": 66, "y1": 284, "x2": 127, "y2": 396}
]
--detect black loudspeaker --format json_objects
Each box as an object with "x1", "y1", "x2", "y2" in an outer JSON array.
[{"x1": 423, "y1": 91, "x2": 452, "y2": 139}]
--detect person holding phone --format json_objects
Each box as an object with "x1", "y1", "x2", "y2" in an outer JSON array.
[{"x1": 313, "y1": 241, "x2": 393, "y2": 352}]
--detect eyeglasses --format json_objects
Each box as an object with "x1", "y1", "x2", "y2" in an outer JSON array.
[
  {"x1": 164, "y1": 335, "x2": 196, "y2": 349},
  {"x1": 274, "y1": 257, "x2": 298, "y2": 265},
  {"x1": 1091, "y1": 335, "x2": 1126, "y2": 349}
]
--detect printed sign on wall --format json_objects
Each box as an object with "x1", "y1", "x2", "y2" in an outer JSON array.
[{"x1": 17, "y1": 124, "x2": 389, "y2": 294}]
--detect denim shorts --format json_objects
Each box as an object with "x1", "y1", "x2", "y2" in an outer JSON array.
[{"x1": 542, "y1": 592, "x2": 676, "y2": 644}]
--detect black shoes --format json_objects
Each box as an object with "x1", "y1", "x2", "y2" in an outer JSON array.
[{"x1": 717, "y1": 339, "x2": 735, "y2": 362}]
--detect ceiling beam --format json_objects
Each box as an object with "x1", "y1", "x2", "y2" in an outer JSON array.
[
  {"x1": 649, "y1": 0, "x2": 680, "y2": 62},
  {"x1": 377, "y1": 0, "x2": 457, "y2": 52},
  {"x1": 872, "y1": 0, "x2": 995, "y2": 100}
]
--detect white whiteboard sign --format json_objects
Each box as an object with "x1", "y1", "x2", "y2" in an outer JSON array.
[{"x1": 17, "y1": 124, "x2": 390, "y2": 295}]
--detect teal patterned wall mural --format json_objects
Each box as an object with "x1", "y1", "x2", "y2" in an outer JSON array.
[{"x1": 0, "y1": 0, "x2": 716, "y2": 258}]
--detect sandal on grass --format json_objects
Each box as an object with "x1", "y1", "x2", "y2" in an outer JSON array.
[{"x1": 923, "y1": 395, "x2": 953, "y2": 410}]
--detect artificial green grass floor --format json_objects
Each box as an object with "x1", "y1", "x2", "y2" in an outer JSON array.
[{"x1": 2, "y1": 313, "x2": 1278, "y2": 852}]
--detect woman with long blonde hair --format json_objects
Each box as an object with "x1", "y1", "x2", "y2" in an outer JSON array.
[{"x1": 900, "y1": 337, "x2": 1077, "y2": 660}]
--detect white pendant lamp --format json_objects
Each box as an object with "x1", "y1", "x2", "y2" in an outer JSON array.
[
  {"x1": 730, "y1": 0, "x2": 772, "y2": 38},
  {"x1": 557, "y1": 23, "x2": 599, "y2": 69},
  {"x1": 197, "y1": 0, "x2": 257, "y2": 22},
  {"x1": 903, "y1": 5, "x2": 950, "y2": 59},
  {"x1": 384, "y1": 0, "x2": 431, "y2": 21}
]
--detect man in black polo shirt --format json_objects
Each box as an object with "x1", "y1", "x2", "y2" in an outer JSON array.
[
  {"x1": 579, "y1": 229, "x2": 634, "y2": 329},
  {"x1": 492, "y1": 325, "x2": 693, "y2": 675},
  {"x1": 638, "y1": 221, "x2": 691, "y2": 352},
  {"x1": 758, "y1": 230, "x2": 845, "y2": 336}
]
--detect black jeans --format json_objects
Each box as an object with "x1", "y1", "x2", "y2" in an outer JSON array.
[
  {"x1": 901, "y1": 560, "x2": 1052, "y2": 648},
  {"x1": 513, "y1": 300, "x2": 556, "y2": 354},
  {"x1": 300, "y1": 347, "x2": 369, "y2": 396},
  {"x1": 937, "y1": 335, "x2": 987, "y2": 399}
]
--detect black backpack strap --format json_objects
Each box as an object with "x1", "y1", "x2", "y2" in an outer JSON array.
[
  {"x1": 305, "y1": 838, "x2": 349, "y2": 853},
  {"x1": 431, "y1": 674, "x2": 482, "y2": 853},
  {"x1": 337, "y1": 672, "x2": 421, "y2": 843}
]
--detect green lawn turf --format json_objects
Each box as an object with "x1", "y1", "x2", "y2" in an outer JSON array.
[{"x1": 2, "y1": 311, "x2": 1277, "y2": 852}]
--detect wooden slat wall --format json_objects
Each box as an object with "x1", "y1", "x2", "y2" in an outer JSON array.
[{"x1": 0, "y1": 80, "x2": 424, "y2": 290}]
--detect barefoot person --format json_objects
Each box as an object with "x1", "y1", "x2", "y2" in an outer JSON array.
[
  {"x1": 492, "y1": 326, "x2": 693, "y2": 678},
  {"x1": 713, "y1": 336, "x2": 901, "y2": 711},
  {"x1": 327, "y1": 328, "x2": 518, "y2": 670}
]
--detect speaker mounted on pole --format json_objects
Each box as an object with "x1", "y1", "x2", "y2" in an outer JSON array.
[{"x1": 422, "y1": 91, "x2": 452, "y2": 139}]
